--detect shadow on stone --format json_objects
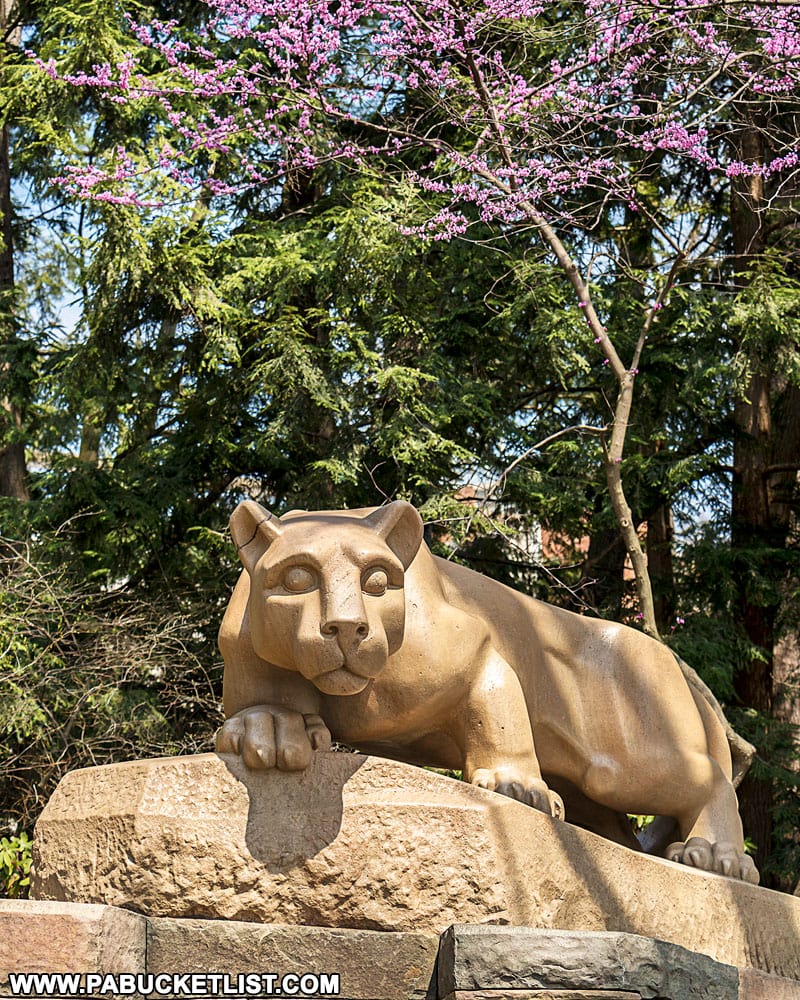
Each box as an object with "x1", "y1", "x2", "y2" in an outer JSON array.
[{"x1": 218, "y1": 750, "x2": 359, "y2": 870}]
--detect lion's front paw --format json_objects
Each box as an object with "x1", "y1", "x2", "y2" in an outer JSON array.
[
  {"x1": 470, "y1": 767, "x2": 565, "y2": 819},
  {"x1": 216, "y1": 705, "x2": 331, "y2": 771},
  {"x1": 666, "y1": 837, "x2": 759, "y2": 884}
]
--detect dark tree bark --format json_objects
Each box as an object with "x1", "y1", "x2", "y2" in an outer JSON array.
[
  {"x1": 579, "y1": 501, "x2": 628, "y2": 619},
  {"x1": 0, "y1": 3, "x2": 28, "y2": 500},
  {"x1": 729, "y1": 124, "x2": 800, "y2": 887},
  {"x1": 647, "y1": 501, "x2": 675, "y2": 634}
]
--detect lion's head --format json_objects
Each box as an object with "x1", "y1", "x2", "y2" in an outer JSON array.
[{"x1": 230, "y1": 500, "x2": 424, "y2": 696}]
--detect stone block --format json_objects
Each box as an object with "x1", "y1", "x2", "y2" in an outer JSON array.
[
  {"x1": 437, "y1": 926, "x2": 739, "y2": 1000},
  {"x1": 441, "y1": 993, "x2": 641, "y2": 999},
  {"x1": 0, "y1": 899, "x2": 146, "y2": 983},
  {"x1": 738, "y1": 968, "x2": 800, "y2": 999},
  {"x1": 30, "y1": 753, "x2": 800, "y2": 981},
  {"x1": 147, "y1": 917, "x2": 438, "y2": 1000}
]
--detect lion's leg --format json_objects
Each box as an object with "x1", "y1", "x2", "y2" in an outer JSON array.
[
  {"x1": 666, "y1": 760, "x2": 759, "y2": 883},
  {"x1": 456, "y1": 648, "x2": 564, "y2": 819},
  {"x1": 218, "y1": 579, "x2": 326, "y2": 771},
  {"x1": 666, "y1": 690, "x2": 759, "y2": 884}
]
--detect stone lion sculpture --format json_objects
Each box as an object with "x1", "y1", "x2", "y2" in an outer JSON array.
[{"x1": 217, "y1": 499, "x2": 758, "y2": 884}]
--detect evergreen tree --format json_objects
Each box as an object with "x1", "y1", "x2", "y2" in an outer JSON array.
[{"x1": 1, "y1": 0, "x2": 798, "y2": 891}]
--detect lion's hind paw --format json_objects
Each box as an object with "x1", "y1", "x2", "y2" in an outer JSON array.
[
  {"x1": 470, "y1": 767, "x2": 564, "y2": 819},
  {"x1": 666, "y1": 837, "x2": 759, "y2": 884}
]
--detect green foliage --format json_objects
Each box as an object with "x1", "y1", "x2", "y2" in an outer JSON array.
[
  {"x1": 726, "y1": 707, "x2": 800, "y2": 889},
  {"x1": 0, "y1": 529, "x2": 221, "y2": 835},
  {"x1": 730, "y1": 258, "x2": 800, "y2": 388},
  {"x1": 667, "y1": 525, "x2": 777, "y2": 701},
  {"x1": 665, "y1": 511, "x2": 800, "y2": 890},
  {"x1": 0, "y1": 833, "x2": 32, "y2": 899}
]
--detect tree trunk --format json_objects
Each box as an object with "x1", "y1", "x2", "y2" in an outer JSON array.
[
  {"x1": 728, "y1": 124, "x2": 800, "y2": 888},
  {"x1": 772, "y1": 382, "x2": 800, "y2": 739},
  {"x1": 647, "y1": 501, "x2": 675, "y2": 634},
  {"x1": 732, "y1": 372, "x2": 774, "y2": 712},
  {"x1": 0, "y1": 4, "x2": 28, "y2": 500},
  {"x1": 579, "y1": 494, "x2": 627, "y2": 618},
  {"x1": 79, "y1": 413, "x2": 101, "y2": 466}
]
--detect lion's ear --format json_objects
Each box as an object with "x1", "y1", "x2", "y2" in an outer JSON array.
[
  {"x1": 365, "y1": 501, "x2": 423, "y2": 569},
  {"x1": 230, "y1": 500, "x2": 282, "y2": 574}
]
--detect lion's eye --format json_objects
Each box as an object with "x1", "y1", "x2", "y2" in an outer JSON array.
[
  {"x1": 362, "y1": 567, "x2": 389, "y2": 596},
  {"x1": 283, "y1": 566, "x2": 316, "y2": 593}
]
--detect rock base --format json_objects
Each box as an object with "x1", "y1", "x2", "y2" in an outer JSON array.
[
  {"x1": 437, "y1": 924, "x2": 800, "y2": 1000},
  {"x1": 0, "y1": 900, "x2": 437, "y2": 1000},
  {"x1": 2, "y1": 904, "x2": 800, "y2": 999},
  {"x1": 29, "y1": 753, "x2": 800, "y2": 982},
  {"x1": 0, "y1": 900, "x2": 146, "y2": 981}
]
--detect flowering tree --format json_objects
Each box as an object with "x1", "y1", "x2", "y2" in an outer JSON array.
[
  {"x1": 39, "y1": 0, "x2": 800, "y2": 641},
  {"x1": 11, "y1": 0, "x2": 798, "y2": 887}
]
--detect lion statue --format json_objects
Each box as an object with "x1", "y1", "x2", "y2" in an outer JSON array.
[{"x1": 216, "y1": 499, "x2": 758, "y2": 884}]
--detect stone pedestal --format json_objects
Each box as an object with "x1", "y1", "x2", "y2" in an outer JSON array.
[
  {"x1": 436, "y1": 925, "x2": 800, "y2": 1000},
  {"x1": 0, "y1": 901, "x2": 438, "y2": 1000},
  {"x1": 2, "y1": 905, "x2": 799, "y2": 1000},
  {"x1": 0, "y1": 900, "x2": 146, "y2": 981},
  {"x1": 28, "y1": 752, "x2": 800, "y2": 982}
]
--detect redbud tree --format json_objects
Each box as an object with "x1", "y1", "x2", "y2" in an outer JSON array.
[{"x1": 42, "y1": 0, "x2": 800, "y2": 638}]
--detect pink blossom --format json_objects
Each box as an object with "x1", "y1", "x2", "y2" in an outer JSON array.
[{"x1": 31, "y1": 0, "x2": 800, "y2": 240}]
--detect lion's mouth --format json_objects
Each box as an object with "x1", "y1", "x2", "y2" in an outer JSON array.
[
  {"x1": 312, "y1": 666, "x2": 372, "y2": 696},
  {"x1": 295, "y1": 635, "x2": 386, "y2": 694}
]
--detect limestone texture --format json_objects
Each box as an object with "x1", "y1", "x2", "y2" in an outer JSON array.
[
  {"x1": 0, "y1": 900, "x2": 146, "y2": 981},
  {"x1": 30, "y1": 752, "x2": 800, "y2": 981},
  {"x1": 437, "y1": 926, "x2": 739, "y2": 999},
  {"x1": 2, "y1": 902, "x2": 800, "y2": 1000},
  {"x1": 440, "y1": 993, "x2": 642, "y2": 999},
  {"x1": 147, "y1": 917, "x2": 438, "y2": 1000},
  {"x1": 737, "y1": 968, "x2": 800, "y2": 999}
]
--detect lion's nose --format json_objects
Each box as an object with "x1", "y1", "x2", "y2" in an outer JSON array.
[{"x1": 321, "y1": 620, "x2": 369, "y2": 643}]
